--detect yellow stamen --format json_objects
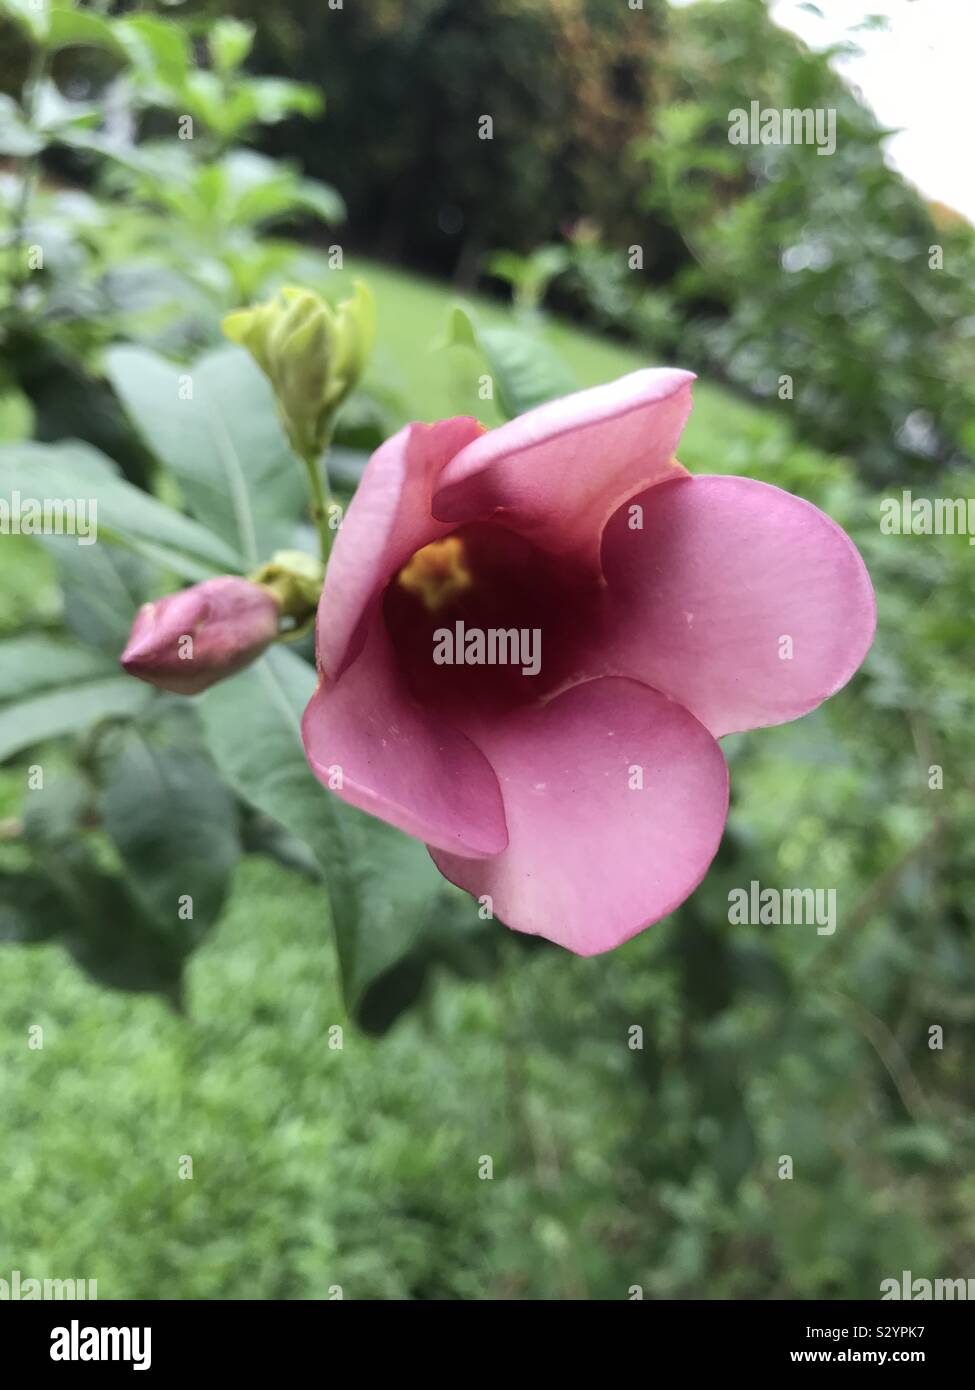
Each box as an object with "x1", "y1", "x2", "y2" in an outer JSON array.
[{"x1": 397, "y1": 536, "x2": 473, "y2": 613}]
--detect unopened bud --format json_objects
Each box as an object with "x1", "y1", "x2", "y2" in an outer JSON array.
[
  {"x1": 223, "y1": 282, "x2": 375, "y2": 462},
  {"x1": 120, "y1": 576, "x2": 280, "y2": 696}
]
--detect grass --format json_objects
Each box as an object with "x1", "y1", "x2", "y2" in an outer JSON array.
[
  {"x1": 331, "y1": 256, "x2": 655, "y2": 428},
  {"x1": 327, "y1": 256, "x2": 810, "y2": 479},
  {"x1": 0, "y1": 852, "x2": 680, "y2": 1299}
]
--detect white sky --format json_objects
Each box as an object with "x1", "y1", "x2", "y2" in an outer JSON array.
[{"x1": 668, "y1": 0, "x2": 975, "y2": 222}]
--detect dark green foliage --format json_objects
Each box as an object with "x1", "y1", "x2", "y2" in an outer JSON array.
[
  {"x1": 617, "y1": 0, "x2": 975, "y2": 483},
  {"x1": 195, "y1": 0, "x2": 672, "y2": 278}
]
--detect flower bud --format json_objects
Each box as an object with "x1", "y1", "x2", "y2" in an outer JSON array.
[
  {"x1": 120, "y1": 576, "x2": 280, "y2": 696},
  {"x1": 223, "y1": 282, "x2": 376, "y2": 462},
  {"x1": 251, "y1": 549, "x2": 325, "y2": 625}
]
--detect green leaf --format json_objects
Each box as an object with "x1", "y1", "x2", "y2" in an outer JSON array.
[
  {"x1": 485, "y1": 244, "x2": 569, "y2": 310},
  {"x1": 46, "y1": 5, "x2": 125, "y2": 56},
  {"x1": 114, "y1": 14, "x2": 192, "y2": 88},
  {"x1": 197, "y1": 647, "x2": 355, "y2": 992},
  {"x1": 21, "y1": 766, "x2": 189, "y2": 999},
  {"x1": 62, "y1": 882, "x2": 187, "y2": 999},
  {"x1": 33, "y1": 81, "x2": 99, "y2": 135},
  {"x1": 355, "y1": 884, "x2": 496, "y2": 1035},
  {"x1": 293, "y1": 178, "x2": 346, "y2": 226},
  {"x1": 249, "y1": 77, "x2": 323, "y2": 125},
  {"x1": 100, "y1": 723, "x2": 240, "y2": 942},
  {"x1": 105, "y1": 345, "x2": 306, "y2": 568},
  {"x1": 446, "y1": 305, "x2": 577, "y2": 419},
  {"x1": 39, "y1": 533, "x2": 152, "y2": 655},
  {"x1": 208, "y1": 17, "x2": 255, "y2": 75},
  {"x1": 0, "y1": 387, "x2": 35, "y2": 442},
  {"x1": 228, "y1": 173, "x2": 346, "y2": 230},
  {"x1": 0, "y1": 676, "x2": 152, "y2": 763},
  {"x1": 0, "y1": 440, "x2": 243, "y2": 577},
  {"x1": 445, "y1": 304, "x2": 478, "y2": 351},
  {"x1": 198, "y1": 646, "x2": 455, "y2": 1011},
  {"x1": 0, "y1": 635, "x2": 117, "y2": 702},
  {"x1": 207, "y1": 152, "x2": 344, "y2": 230},
  {"x1": 21, "y1": 765, "x2": 92, "y2": 864}
]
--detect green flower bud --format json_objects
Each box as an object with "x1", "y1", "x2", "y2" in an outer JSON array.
[
  {"x1": 251, "y1": 549, "x2": 325, "y2": 626},
  {"x1": 326, "y1": 281, "x2": 376, "y2": 410},
  {"x1": 223, "y1": 283, "x2": 375, "y2": 463}
]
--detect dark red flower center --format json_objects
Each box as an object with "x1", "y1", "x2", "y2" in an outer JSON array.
[{"x1": 384, "y1": 522, "x2": 608, "y2": 719}]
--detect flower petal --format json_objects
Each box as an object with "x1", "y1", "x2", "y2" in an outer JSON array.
[
  {"x1": 320, "y1": 416, "x2": 485, "y2": 678},
  {"x1": 302, "y1": 617, "x2": 508, "y2": 857},
  {"x1": 432, "y1": 369, "x2": 694, "y2": 572},
  {"x1": 600, "y1": 474, "x2": 877, "y2": 738},
  {"x1": 429, "y1": 676, "x2": 728, "y2": 955}
]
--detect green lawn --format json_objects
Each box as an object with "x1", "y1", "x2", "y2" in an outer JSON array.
[
  {"x1": 335, "y1": 256, "x2": 655, "y2": 428},
  {"x1": 327, "y1": 257, "x2": 805, "y2": 478}
]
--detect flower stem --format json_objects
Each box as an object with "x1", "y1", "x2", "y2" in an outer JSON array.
[{"x1": 301, "y1": 435, "x2": 336, "y2": 566}]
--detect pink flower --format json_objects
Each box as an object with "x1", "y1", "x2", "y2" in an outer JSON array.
[
  {"x1": 302, "y1": 371, "x2": 876, "y2": 954},
  {"x1": 121, "y1": 576, "x2": 279, "y2": 696}
]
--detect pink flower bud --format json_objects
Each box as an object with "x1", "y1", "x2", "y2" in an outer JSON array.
[{"x1": 120, "y1": 576, "x2": 280, "y2": 695}]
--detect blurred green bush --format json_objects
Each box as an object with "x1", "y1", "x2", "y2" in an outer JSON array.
[
  {"x1": 628, "y1": 0, "x2": 975, "y2": 484},
  {"x1": 472, "y1": 0, "x2": 975, "y2": 488},
  {"x1": 195, "y1": 0, "x2": 679, "y2": 280}
]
